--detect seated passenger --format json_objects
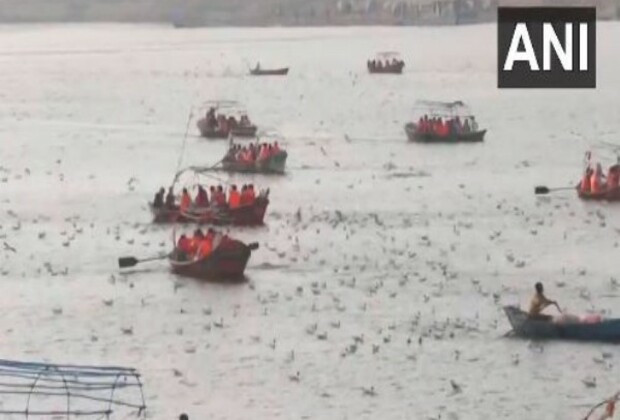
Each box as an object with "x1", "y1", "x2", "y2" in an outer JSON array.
[
  {"x1": 228, "y1": 185, "x2": 241, "y2": 208},
  {"x1": 165, "y1": 187, "x2": 176, "y2": 209},
  {"x1": 215, "y1": 185, "x2": 227, "y2": 206},
  {"x1": 247, "y1": 184, "x2": 256, "y2": 204},
  {"x1": 607, "y1": 165, "x2": 620, "y2": 190},
  {"x1": 528, "y1": 282, "x2": 560, "y2": 321},
  {"x1": 153, "y1": 187, "x2": 165, "y2": 208},
  {"x1": 581, "y1": 167, "x2": 593, "y2": 193},
  {"x1": 195, "y1": 186, "x2": 208, "y2": 207},
  {"x1": 591, "y1": 163, "x2": 605, "y2": 193},
  {"x1": 239, "y1": 184, "x2": 250, "y2": 206},
  {"x1": 180, "y1": 188, "x2": 192, "y2": 212}
]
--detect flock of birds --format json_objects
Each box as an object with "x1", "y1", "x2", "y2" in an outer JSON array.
[{"x1": 3, "y1": 147, "x2": 619, "y2": 419}]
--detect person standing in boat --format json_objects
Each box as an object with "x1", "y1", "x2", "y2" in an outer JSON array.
[{"x1": 529, "y1": 282, "x2": 561, "y2": 320}]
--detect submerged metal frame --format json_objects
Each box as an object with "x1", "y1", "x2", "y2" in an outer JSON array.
[{"x1": 0, "y1": 359, "x2": 146, "y2": 419}]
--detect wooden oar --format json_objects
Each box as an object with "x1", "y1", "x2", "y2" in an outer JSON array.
[
  {"x1": 118, "y1": 254, "x2": 169, "y2": 269},
  {"x1": 534, "y1": 185, "x2": 576, "y2": 195}
]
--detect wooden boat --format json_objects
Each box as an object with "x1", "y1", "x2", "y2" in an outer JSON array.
[
  {"x1": 503, "y1": 305, "x2": 620, "y2": 343},
  {"x1": 405, "y1": 122, "x2": 486, "y2": 143},
  {"x1": 222, "y1": 151, "x2": 288, "y2": 174},
  {"x1": 196, "y1": 100, "x2": 258, "y2": 139},
  {"x1": 250, "y1": 67, "x2": 289, "y2": 76},
  {"x1": 367, "y1": 51, "x2": 405, "y2": 74},
  {"x1": 150, "y1": 194, "x2": 269, "y2": 226},
  {"x1": 405, "y1": 100, "x2": 486, "y2": 144},
  {"x1": 169, "y1": 239, "x2": 258, "y2": 280}
]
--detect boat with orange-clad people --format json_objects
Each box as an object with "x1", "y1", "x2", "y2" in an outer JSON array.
[
  {"x1": 170, "y1": 228, "x2": 258, "y2": 280},
  {"x1": 221, "y1": 140, "x2": 287, "y2": 174},
  {"x1": 150, "y1": 182, "x2": 269, "y2": 225},
  {"x1": 196, "y1": 100, "x2": 258, "y2": 139},
  {"x1": 404, "y1": 100, "x2": 486, "y2": 143},
  {"x1": 367, "y1": 52, "x2": 405, "y2": 74},
  {"x1": 576, "y1": 151, "x2": 620, "y2": 201},
  {"x1": 118, "y1": 228, "x2": 258, "y2": 280}
]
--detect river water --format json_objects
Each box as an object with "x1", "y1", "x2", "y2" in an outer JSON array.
[{"x1": 1, "y1": 23, "x2": 620, "y2": 419}]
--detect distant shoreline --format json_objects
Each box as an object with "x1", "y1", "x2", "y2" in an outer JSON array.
[{"x1": 0, "y1": 0, "x2": 617, "y2": 27}]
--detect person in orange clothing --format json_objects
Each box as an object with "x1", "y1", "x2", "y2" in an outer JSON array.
[
  {"x1": 228, "y1": 185, "x2": 241, "y2": 208},
  {"x1": 188, "y1": 229, "x2": 203, "y2": 256},
  {"x1": 591, "y1": 163, "x2": 605, "y2": 194},
  {"x1": 176, "y1": 234, "x2": 191, "y2": 260},
  {"x1": 247, "y1": 184, "x2": 256, "y2": 204},
  {"x1": 196, "y1": 236, "x2": 212, "y2": 259},
  {"x1": 196, "y1": 229, "x2": 215, "y2": 259},
  {"x1": 180, "y1": 188, "x2": 192, "y2": 212},
  {"x1": 239, "y1": 184, "x2": 249, "y2": 206}
]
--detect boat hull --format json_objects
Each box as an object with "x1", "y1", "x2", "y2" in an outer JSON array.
[
  {"x1": 221, "y1": 151, "x2": 287, "y2": 174},
  {"x1": 405, "y1": 123, "x2": 485, "y2": 143},
  {"x1": 368, "y1": 63, "x2": 404, "y2": 74},
  {"x1": 169, "y1": 240, "x2": 255, "y2": 280},
  {"x1": 150, "y1": 197, "x2": 269, "y2": 226},
  {"x1": 197, "y1": 118, "x2": 257, "y2": 139},
  {"x1": 503, "y1": 305, "x2": 620, "y2": 343},
  {"x1": 250, "y1": 68, "x2": 289, "y2": 76}
]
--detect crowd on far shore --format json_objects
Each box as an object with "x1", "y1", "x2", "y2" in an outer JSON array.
[{"x1": 415, "y1": 115, "x2": 478, "y2": 137}]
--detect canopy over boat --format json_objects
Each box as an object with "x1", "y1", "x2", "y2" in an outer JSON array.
[
  {"x1": 412, "y1": 100, "x2": 475, "y2": 119},
  {"x1": 200, "y1": 99, "x2": 249, "y2": 115},
  {"x1": 0, "y1": 358, "x2": 146, "y2": 418},
  {"x1": 373, "y1": 51, "x2": 402, "y2": 59}
]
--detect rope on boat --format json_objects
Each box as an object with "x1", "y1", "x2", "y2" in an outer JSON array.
[
  {"x1": 172, "y1": 106, "x2": 195, "y2": 187},
  {"x1": 583, "y1": 391, "x2": 619, "y2": 420}
]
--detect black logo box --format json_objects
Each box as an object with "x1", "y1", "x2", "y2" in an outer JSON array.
[{"x1": 497, "y1": 7, "x2": 596, "y2": 88}]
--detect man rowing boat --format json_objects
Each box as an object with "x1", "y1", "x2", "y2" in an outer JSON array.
[{"x1": 528, "y1": 282, "x2": 561, "y2": 321}]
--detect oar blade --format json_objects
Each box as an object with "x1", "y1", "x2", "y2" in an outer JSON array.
[
  {"x1": 118, "y1": 256, "x2": 139, "y2": 268},
  {"x1": 534, "y1": 186, "x2": 550, "y2": 195}
]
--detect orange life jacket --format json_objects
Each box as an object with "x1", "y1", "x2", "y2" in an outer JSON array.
[
  {"x1": 197, "y1": 239, "x2": 212, "y2": 258},
  {"x1": 180, "y1": 193, "x2": 191, "y2": 212},
  {"x1": 591, "y1": 173, "x2": 602, "y2": 193},
  {"x1": 188, "y1": 237, "x2": 200, "y2": 255},
  {"x1": 581, "y1": 174, "x2": 591, "y2": 192},
  {"x1": 229, "y1": 190, "x2": 241, "y2": 208}
]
